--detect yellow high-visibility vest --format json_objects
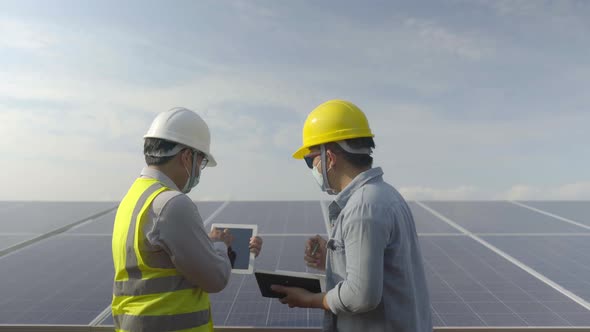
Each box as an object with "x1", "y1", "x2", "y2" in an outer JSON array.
[{"x1": 112, "y1": 178, "x2": 213, "y2": 332}]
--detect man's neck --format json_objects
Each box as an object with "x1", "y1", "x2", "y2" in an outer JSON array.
[
  {"x1": 148, "y1": 165, "x2": 184, "y2": 190},
  {"x1": 335, "y1": 166, "x2": 371, "y2": 192},
  {"x1": 148, "y1": 164, "x2": 168, "y2": 174}
]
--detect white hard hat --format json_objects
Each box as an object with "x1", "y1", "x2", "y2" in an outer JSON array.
[{"x1": 144, "y1": 107, "x2": 217, "y2": 167}]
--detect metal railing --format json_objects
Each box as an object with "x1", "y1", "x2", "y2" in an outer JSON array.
[{"x1": 1, "y1": 326, "x2": 590, "y2": 332}]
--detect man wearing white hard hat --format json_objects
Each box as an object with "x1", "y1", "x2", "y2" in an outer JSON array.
[{"x1": 111, "y1": 107, "x2": 263, "y2": 332}]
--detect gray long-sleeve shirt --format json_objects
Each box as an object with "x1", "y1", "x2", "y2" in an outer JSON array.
[
  {"x1": 135, "y1": 167, "x2": 232, "y2": 293},
  {"x1": 323, "y1": 167, "x2": 432, "y2": 332}
]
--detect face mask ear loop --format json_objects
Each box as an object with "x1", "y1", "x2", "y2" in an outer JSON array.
[{"x1": 191, "y1": 150, "x2": 200, "y2": 181}]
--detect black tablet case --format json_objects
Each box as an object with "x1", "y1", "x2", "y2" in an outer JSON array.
[{"x1": 254, "y1": 271, "x2": 322, "y2": 298}]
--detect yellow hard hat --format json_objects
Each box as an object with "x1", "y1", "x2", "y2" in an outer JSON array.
[{"x1": 292, "y1": 99, "x2": 374, "y2": 159}]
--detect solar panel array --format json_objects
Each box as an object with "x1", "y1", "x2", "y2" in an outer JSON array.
[{"x1": 0, "y1": 200, "x2": 589, "y2": 327}]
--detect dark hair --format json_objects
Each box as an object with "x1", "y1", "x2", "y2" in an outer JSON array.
[
  {"x1": 325, "y1": 137, "x2": 376, "y2": 169},
  {"x1": 144, "y1": 138, "x2": 179, "y2": 166}
]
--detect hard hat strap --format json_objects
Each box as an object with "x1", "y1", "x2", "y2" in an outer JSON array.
[
  {"x1": 320, "y1": 145, "x2": 337, "y2": 195},
  {"x1": 144, "y1": 144, "x2": 185, "y2": 157},
  {"x1": 335, "y1": 140, "x2": 372, "y2": 155}
]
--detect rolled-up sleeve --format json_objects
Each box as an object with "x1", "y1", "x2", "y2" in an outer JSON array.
[
  {"x1": 152, "y1": 194, "x2": 232, "y2": 293},
  {"x1": 326, "y1": 203, "x2": 391, "y2": 314}
]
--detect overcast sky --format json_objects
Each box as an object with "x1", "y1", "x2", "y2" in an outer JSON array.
[{"x1": 1, "y1": 0, "x2": 590, "y2": 201}]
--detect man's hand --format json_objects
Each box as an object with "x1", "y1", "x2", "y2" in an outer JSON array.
[
  {"x1": 209, "y1": 227, "x2": 233, "y2": 247},
  {"x1": 227, "y1": 247, "x2": 237, "y2": 268},
  {"x1": 304, "y1": 235, "x2": 327, "y2": 271},
  {"x1": 249, "y1": 236, "x2": 263, "y2": 257},
  {"x1": 271, "y1": 285, "x2": 327, "y2": 309}
]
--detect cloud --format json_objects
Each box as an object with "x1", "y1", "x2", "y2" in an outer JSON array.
[
  {"x1": 1, "y1": 3, "x2": 589, "y2": 202},
  {"x1": 0, "y1": 19, "x2": 57, "y2": 51},
  {"x1": 231, "y1": 0, "x2": 278, "y2": 24},
  {"x1": 476, "y1": 0, "x2": 576, "y2": 18},
  {"x1": 468, "y1": 0, "x2": 589, "y2": 39},
  {"x1": 402, "y1": 17, "x2": 491, "y2": 61},
  {"x1": 399, "y1": 182, "x2": 590, "y2": 201},
  {"x1": 499, "y1": 185, "x2": 539, "y2": 201},
  {"x1": 399, "y1": 186, "x2": 481, "y2": 200},
  {"x1": 500, "y1": 182, "x2": 590, "y2": 200}
]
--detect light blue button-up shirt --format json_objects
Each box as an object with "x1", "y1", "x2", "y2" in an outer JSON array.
[{"x1": 323, "y1": 167, "x2": 432, "y2": 332}]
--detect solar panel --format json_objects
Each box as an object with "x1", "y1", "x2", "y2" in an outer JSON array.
[
  {"x1": 206, "y1": 198, "x2": 590, "y2": 328},
  {"x1": 423, "y1": 201, "x2": 585, "y2": 233},
  {"x1": 519, "y1": 201, "x2": 590, "y2": 228},
  {"x1": 422, "y1": 235, "x2": 589, "y2": 326},
  {"x1": 483, "y1": 236, "x2": 590, "y2": 309},
  {"x1": 0, "y1": 201, "x2": 223, "y2": 325},
  {"x1": 0, "y1": 202, "x2": 24, "y2": 210},
  {"x1": 409, "y1": 202, "x2": 461, "y2": 234},
  {"x1": 212, "y1": 201, "x2": 326, "y2": 234},
  {"x1": 208, "y1": 235, "x2": 321, "y2": 327},
  {"x1": 207, "y1": 233, "x2": 590, "y2": 328},
  {"x1": 100, "y1": 234, "x2": 324, "y2": 327},
  {"x1": 66, "y1": 201, "x2": 223, "y2": 235},
  {"x1": 194, "y1": 201, "x2": 224, "y2": 221},
  {"x1": 0, "y1": 202, "x2": 116, "y2": 234},
  {"x1": 66, "y1": 210, "x2": 117, "y2": 234},
  {"x1": 0, "y1": 235, "x2": 37, "y2": 251},
  {"x1": 2, "y1": 200, "x2": 590, "y2": 328},
  {"x1": 99, "y1": 312, "x2": 114, "y2": 326},
  {"x1": 0, "y1": 234, "x2": 112, "y2": 324}
]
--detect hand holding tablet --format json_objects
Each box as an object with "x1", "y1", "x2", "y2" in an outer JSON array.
[{"x1": 209, "y1": 227, "x2": 234, "y2": 247}]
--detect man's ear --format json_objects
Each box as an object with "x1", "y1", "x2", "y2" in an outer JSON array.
[
  {"x1": 178, "y1": 149, "x2": 190, "y2": 166},
  {"x1": 326, "y1": 149, "x2": 337, "y2": 169}
]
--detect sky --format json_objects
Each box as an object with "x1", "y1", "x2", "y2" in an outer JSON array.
[{"x1": 1, "y1": 0, "x2": 590, "y2": 201}]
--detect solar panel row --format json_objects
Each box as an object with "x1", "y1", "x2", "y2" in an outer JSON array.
[
  {"x1": 0, "y1": 202, "x2": 222, "y2": 325},
  {"x1": 0, "y1": 200, "x2": 589, "y2": 327}
]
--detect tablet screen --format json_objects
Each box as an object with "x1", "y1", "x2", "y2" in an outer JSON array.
[{"x1": 210, "y1": 223, "x2": 257, "y2": 274}]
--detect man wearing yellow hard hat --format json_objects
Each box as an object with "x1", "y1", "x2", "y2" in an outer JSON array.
[{"x1": 272, "y1": 100, "x2": 432, "y2": 331}]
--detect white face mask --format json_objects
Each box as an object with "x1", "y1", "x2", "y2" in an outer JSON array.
[
  {"x1": 311, "y1": 159, "x2": 333, "y2": 192},
  {"x1": 312, "y1": 162, "x2": 324, "y2": 188},
  {"x1": 182, "y1": 166, "x2": 200, "y2": 193}
]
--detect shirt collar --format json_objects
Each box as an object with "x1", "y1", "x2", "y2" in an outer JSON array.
[
  {"x1": 333, "y1": 167, "x2": 384, "y2": 209},
  {"x1": 140, "y1": 167, "x2": 181, "y2": 192}
]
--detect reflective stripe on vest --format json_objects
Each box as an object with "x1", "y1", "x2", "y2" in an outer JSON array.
[
  {"x1": 113, "y1": 275, "x2": 195, "y2": 296},
  {"x1": 112, "y1": 178, "x2": 213, "y2": 332},
  {"x1": 114, "y1": 310, "x2": 210, "y2": 332}
]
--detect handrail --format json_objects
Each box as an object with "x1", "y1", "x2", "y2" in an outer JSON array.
[{"x1": 1, "y1": 325, "x2": 590, "y2": 332}]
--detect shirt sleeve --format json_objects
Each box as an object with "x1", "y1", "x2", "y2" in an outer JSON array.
[
  {"x1": 325, "y1": 202, "x2": 391, "y2": 314},
  {"x1": 150, "y1": 194, "x2": 232, "y2": 293}
]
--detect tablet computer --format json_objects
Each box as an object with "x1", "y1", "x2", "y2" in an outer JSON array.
[
  {"x1": 254, "y1": 269, "x2": 323, "y2": 298},
  {"x1": 210, "y1": 223, "x2": 257, "y2": 274}
]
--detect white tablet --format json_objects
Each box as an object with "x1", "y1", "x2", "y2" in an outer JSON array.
[{"x1": 210, "y1": 223, "x2": 258, "y2": 274}]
